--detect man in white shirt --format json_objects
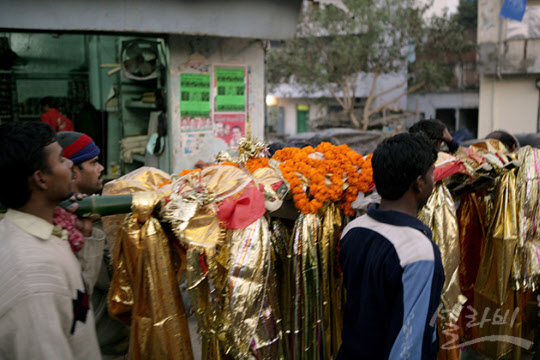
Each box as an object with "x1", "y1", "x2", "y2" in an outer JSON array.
[{"x1": 0, "y1": 121, "x2": 100, "y2": 359}]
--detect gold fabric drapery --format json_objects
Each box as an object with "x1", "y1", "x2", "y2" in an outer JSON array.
[
  {"x1": 186, "y1": 218, "x2": 278, "y2": 360},
  {"x1": 165, "y1": 166, "x2": 284, "y2": 360},
  {"x1": 418, "y1": 184, "x2": 464, "y2": 323},
  {"x1": 101, "y1": 166, "x2": 172, "y2": 251},
  {"x1": 283, "y1": 203, "x2": 344, "y2": 360},
  {"x1": 512, "y1": 146, "x2": 540, "y2": 291},
  {"x1": 456, "y1": 192, "x2": 488, "y2": 342},
  {"x1": 474, "y1": 170, "x2": 521, "y2": 359},
  {"x1": 319, "y1": 203, "x2": 343, "y2": 360},
  {"x1": 418, "y1": 183, "x2": 464, "y2": 360},
  {"x1": 108, "y1": 191, "x2": 193, "y2": 360}
]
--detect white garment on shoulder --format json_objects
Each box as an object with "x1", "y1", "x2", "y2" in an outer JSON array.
[{"x1": 0, "y1": 210, "x2": 101, "y2": 360}]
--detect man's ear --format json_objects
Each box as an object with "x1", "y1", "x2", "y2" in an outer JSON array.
[
  {"x1": 412, "y1": 175, "x2": 424, "y2": 194},
  {"x1": 72, "y1": 165, "x2": 81, "y2": 181},
  {"x1": 30, "y1": 170, "x2": 48, "y2": 191}
]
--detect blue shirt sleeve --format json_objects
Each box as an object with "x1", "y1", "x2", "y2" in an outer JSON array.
[
  {"x1": 447, "y1": 138, "x2": 459, "y2": 153},
  {"x1": 389, "y1": 260, "x2": 436, "y2": 360}
]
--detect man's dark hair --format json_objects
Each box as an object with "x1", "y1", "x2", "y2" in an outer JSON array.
[
  {"x1": 372, "y1": 132, "x2": 437, "y2": 201},
  {"x1": 40, "y1": 96, "x2": 54, "y2": 108},
  {"x1": 0, "y1": 122, "x2": 57, "y2": 208},
  {"x1": 485, "y1": 130, "x2": 520, "y2": 152},
  {"x1": 232, "y1": 126, "x2": 241, "y2": 131},
  {"x1": 268, "y1": 142, "x2": 286, "y2": 157},
  {"x1": 409, "y1": 119, "x2": 445, "y2": 141}
]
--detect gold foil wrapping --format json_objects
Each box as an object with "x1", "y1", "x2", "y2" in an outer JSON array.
[
  {"x1": 282, "y1": 204, "x2": 344, "y2": 360},
  {"x1": 289, "y1": 213, "x2": 322, "y2": 360},
  {"x1": 252, "y1": 221, "x2": 287, "y2": 360},
  {"x1": 165, "y1": 166, "x2": 283, "y2": 360},
  {"x1": 108, "y1": 191, "x2": 193, "y2": 360},
  {"x1": 474, "y1": 170, "x2": 520, "y2": 359},
  {"x1": 102, "y1": 166, "x2": 172, "y2": 251},
  {"x1": 456, "y1": 192, "x2": 487, "y2": 342},
  {"x1": 469, "y1": 139, "x2": 510, "y2": 160},
  {"x1": 269, "y1": 219, "x2": 291, "y2": 360},
  {"x1": 319, "y1": 203, "x2": 343, "y2": 360},
  {"x1": 164, "y1": 165, "x2": 254, "y2": 249},
  {"x1": 419, "y1": 183, "x2": 464, "y2": 360},
  {"x1": 418, "y1": 184, "x2": 464, "y2": 324},
  {"x1": 252, "y1": 167, "x2": 284, "y2": 212},
  {"x1": 186, "y1": 218, "x2": 278, "y2": 360},
  {"x1": 512, "y1": 146, "x2": 540, "y2": 291}
]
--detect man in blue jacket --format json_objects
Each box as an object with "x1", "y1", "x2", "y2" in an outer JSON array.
[{"x1": 338, "y1": 132, "x2": 444, "y2": 360}]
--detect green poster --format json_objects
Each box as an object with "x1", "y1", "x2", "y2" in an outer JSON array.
[
  {"x1": 215, "y1": 68, "x2": 245, "y2": 112},
  {"x1": 180, "y1": 73, "x2": 210, "y2": 117}
]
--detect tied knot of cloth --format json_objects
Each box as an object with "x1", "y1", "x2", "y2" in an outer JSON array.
[
  {"x1": 53, "y1": 207, "x2": 85, "y2": 253},
  {"x1": 52, "y1": 225, "x2": 69, "y2": 241}
]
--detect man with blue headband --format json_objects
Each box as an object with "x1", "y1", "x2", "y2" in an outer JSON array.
[
  {"x1": 57, "y1": 131, "x2": 129, "y2": 358},
  {"x1": 57, "y1": 131, "x2": 104, "y2": 196}
]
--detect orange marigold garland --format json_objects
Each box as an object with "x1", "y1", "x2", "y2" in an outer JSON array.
[
  {"x1": 219, "y1": 161, "x2": 240, "y2": 168},
  {"x1": 273, "y1": 142, "x2": 373, "y2": 215},
  {"x1": 178, "y1": 168, "x2": 202, "y2": 177},
  {"x1": 245, "y1": 157, "x2": 269, "y2": 173}
]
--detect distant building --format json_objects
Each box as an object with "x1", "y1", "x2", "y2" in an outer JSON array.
[
  {"x1": 266, "y1": 72, "x2": 408, "y2": 137},
  {"x1": 477, "y1": 0, "x2": 540, "y2": 136}
]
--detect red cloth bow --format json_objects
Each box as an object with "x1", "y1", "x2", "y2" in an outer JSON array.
[{"x1": 217, "y1": 181, "x2": 266, "y2": 229}]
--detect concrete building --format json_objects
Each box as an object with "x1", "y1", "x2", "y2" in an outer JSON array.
[
  {"x1": 267, "y1": 72, "x2": 408, "y2": 136},
  {"x1": 268, "y1": 0, "x2": 462, "y2": 138},
  {"x1": 477, "y1": 0, "x2": 540, "y2": 137},
  {"x1": 422, "y1": 0, "x2": 459, "y2": 17},
  {"x1": 406, "y1": 29, "x2": 480, "y2": 137},
  {"x1": 406, "y1": 0, "x2": 480, "y2": 138},
  {"x1": 0, "y1": 0, "x2": 302, "y2": 174}
]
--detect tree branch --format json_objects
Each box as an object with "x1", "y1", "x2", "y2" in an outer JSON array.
[
  {"x1": 325, "y1": 84, "x2": 346, "y2": 109},
  {"x1": 362, "y1": 72, "x2": 380, "y2": 128},
  {"x1": 372, "y1": 76, "x2": 410, "y2": 99},
  {"x1": 367, "y1": 81, "x2": 425, "y2": 116}
]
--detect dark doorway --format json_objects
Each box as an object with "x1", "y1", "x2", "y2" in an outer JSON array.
[
  {"x1": 435, "y1": 108, "x2": 456, "y2": 133},
  {"x1": 460, "y1": 108, "x2": 478, "y2": 138}
]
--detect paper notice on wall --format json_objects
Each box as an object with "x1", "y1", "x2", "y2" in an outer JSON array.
[
  {"x1": 214, "y1": 67, "x2": 246, "y2": 112},
  {"x1": 182, "y1": 132, "x2": 209, "y2": 155},
  {"x1": 181, "y1": 117, "x2": 213, "y2": 133},
  {"x1": 180, "y1": 73, "x2": 210, "y2": 118},
  {"x1": 214, "y1": 113, "x2": 245, "y2": 150}
]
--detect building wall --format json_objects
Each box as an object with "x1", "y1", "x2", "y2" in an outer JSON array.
[
  {"x1": 168, "y1": 35, "x2": 265, "y2": 173},
  {"x1": 477, "y1": 0, "x2": 540, "y2": 136},
  {"x1": 270, "y1": 98, "x2": 327, "y2": 135},
  {"x1": 422, "y1": 0, "x2": 458, "y2": 18},
  {"x1": 269, "y1": 71, "x2": 408, "y2": 135},
  {"x1": 0, "y1": 0, "x2": 301, "y2": 40},
  {"x1": 478, "y1": 76, "x2": 539, "y2": 136},
  {"x1": 86, "y1": 35, "x2": 123, "y2": 174},
  {"x1": 407, "y1": 91, "x2": 479, "y2": 120}
]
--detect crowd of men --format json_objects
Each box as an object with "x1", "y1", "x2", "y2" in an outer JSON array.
[
  {"x1": 0, "y1": 118, "x2": 522, "y2": 359},
  {"x1": 0, "y1": 122, "x2": 129, "y2": 359}
]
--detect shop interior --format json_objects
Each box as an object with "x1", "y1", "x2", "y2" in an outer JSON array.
[{"x1": 0, "y1": 32, "x2": 169, "y2": 179}]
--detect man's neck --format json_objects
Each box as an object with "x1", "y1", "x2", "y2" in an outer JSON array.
[
  {"x1": 378, "y1": 196, "x2": 419, "y2": 218},
  {"x1": 17, "y1": 198, "x2": 58, "y2": 224}
]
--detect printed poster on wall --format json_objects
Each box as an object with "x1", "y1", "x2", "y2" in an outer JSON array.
[
  {"x1": 180, "y1": 73, "x2": 212, "y2": 132},
  {"x1": 182, "y1": 132, "x2": 209, "y2": 155},
  {"x1": 214, "y1": 113, "x2": 245, "y2": 150},
  {"x1": 214, "y1": 67, "x2": 246, "y2": 112}
]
